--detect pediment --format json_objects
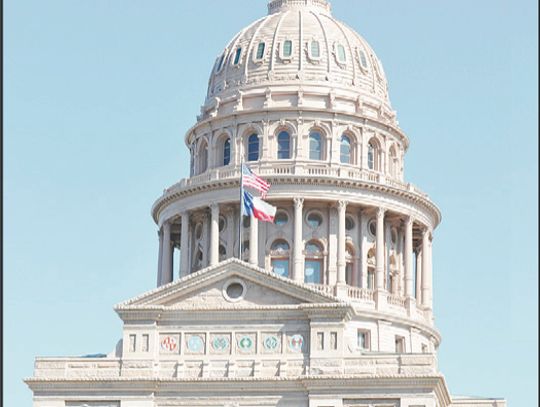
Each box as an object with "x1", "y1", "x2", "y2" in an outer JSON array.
[{"x1": 116, "y1": 259, "x2": 341, "y2": 310}]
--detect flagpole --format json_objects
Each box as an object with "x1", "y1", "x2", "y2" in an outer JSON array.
[{"x1": 239, "y1": 161, "x2": 244, "y2": 260}]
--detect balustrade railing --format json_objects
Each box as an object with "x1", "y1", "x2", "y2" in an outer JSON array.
[
  {"x1": 163, "y1": 162, "x2": 428, "y2": 199},
  {"x1": 309, "y1": 284, "x2": 335, "y2": 295},
  {"x1": 346, "y1": 286, "x2": 375, "y2": 301},
  {"x1": 387, "y1": 294, "x2": 406, "y2": 307}
]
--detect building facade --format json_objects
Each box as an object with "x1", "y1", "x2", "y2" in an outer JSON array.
[{"x1": 26, "y1": 1, "x2": 506, "y2": 406}]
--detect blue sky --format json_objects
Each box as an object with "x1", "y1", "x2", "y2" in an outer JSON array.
[{"x1": 4, "y1": 0, "x2": 538, "y2": 405}]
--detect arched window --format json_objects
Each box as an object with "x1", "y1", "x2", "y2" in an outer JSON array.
[
  {"x1": 366, "y1": 248, "x2": 376, "y2": 289},
  {"x1": 198, "y1": 141, "x2": 208, "y2": 174},
  {"x1": 194, "y1": 247, "x2": 204, "y2": 272},
  {"x1": 304, "y1": 241, "x2": 324, "y2": 284},
  {"x1": 219, "y1": 244, "x2": 227, "y2": 261},
  {"x1": 389, "y1": 145, "x2": 398, "y2": 178},
  {"x1": 277, "y1": 131, "x2": 291, "y2": 159},
  {"x1": 247, "y1": 134, "x2": 259, "y2": 161},
  {"x1": 358, "y1": 49, "x2": 369, "y2": 70},
  {"x1": 388, "y1": 255, "x2": 398, "y2": 294},
  {"x1": 367, "y1": 139, "x2": 379, "y2": 171},
  {"x1": 242, "y1": 240, "x2": 250, "y2": 262},
  {"x1": 270, "y1": 240, "x2": 290, "y2": 278},
  {"x1": 223, "y1": 138, "x2": 231, "y2": 166},
  {"x1": 345, "y1": 244, "x2": 355, "y2": 285},
  {"x1": 340, "y1": 135, "x2": 352, "y2": 164},
  {"x1": 309, "y1": 131, "x2": 323, "y2": 160}
]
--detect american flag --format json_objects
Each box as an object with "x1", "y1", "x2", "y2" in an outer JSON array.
[{"x1": 242, "y1": 164, "x2": 271, "y2": 195}]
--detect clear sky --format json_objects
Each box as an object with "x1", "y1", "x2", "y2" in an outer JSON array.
[{"x1": 4, "y1": 0, "x2": 538, "y2": 405}]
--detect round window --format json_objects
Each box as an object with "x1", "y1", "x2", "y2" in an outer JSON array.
[
  {"x1": 274, "y1": 211, "x2": 289, "y2": 226},
  {"x1": 226, "y1": 283, "x2": 244, "y2": 299},
  {"x1": 223, "y1": 280, "x2": 246, "y2": 302},
  {"x1": 219, "y1": 216, "x2": 227, "y2": 232},
  {"x1": 345, "y1": 216, "x2": 355, "y2": 230},
  {"x1": 307, "y1": 212, "x2": 323, "y2": 229},
  {"x1": 368, "y1": 219, "x2": 377, "y2": 237}
]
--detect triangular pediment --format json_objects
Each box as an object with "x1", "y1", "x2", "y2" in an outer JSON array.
[{"x1": 116, "y1": 259, "x2": 342, "y2": 311}]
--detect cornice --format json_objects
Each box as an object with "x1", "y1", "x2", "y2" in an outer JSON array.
[
  {"x1": 25, "y1": 373, "x2": 451, "y2": 406},
  {"x1": 151, "y1": 174, "x2": 441, "y2": 227}
]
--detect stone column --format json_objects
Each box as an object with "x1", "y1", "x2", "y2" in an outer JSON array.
[
  {"x1": 421, "y1": 228, "x2": 432, "y2": 309},
  {"x1": 375, "y1": 207, "x2": 386, "y2": 290},
  {"x1": 416, "y1": 249, "x2": 423, "y2": 303},
  {"x1": 156, "y1": 229, "x2": 164, "y2": 287},
  {"x1": 336, "y1": 200, "x2": 347, "y2": 284},
  {"x1": 180, "y1": 212, "x2": 190, "y2": 278},
  {"x1": 249, "y1": 214, "x2": 258, "y2": 265},
  {"x1": 404, "y1": 216, "x2": 414, "y2": 298},
  {"x1": 293, "y1": 198, "x2": 304, "y2": 283},
  {"x1": 359, "y1": 209, "x2": 368, "y2": 288},
  {"x1": 209, "y1": 204, "x2": 220, "y2": 266},
  {"x1": 162, "y1": 221, "x2": 173, "y2": 285}
]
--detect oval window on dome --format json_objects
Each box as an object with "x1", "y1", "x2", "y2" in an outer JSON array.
[
  {"x1": 358, "y1": 49, "x2": 369, "y2": 70},
  {"x1": 233, "y1": 47, "x2": 242, "y2": 65},
  {"x1": 215, "y1": 53, "x2": 226, "y2": 73},
  {"x1": 310, "y1": 40, "x2": 321, "y2": 59},
  {"x1": 256, "y1": 42, "x2": 266, "y2": 60},
  {"x1": 337, "y1": 44, "x2": 347, "y2": 64},
  {"x1": 283, "y1": 40, "x2": 293, "y2": 58}
]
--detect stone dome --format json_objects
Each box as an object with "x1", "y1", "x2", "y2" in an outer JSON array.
[{"x1": 203, "y1": 0, "x2": 391, "y2": 120}]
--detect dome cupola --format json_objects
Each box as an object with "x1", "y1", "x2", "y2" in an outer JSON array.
[{"x1": 268, "y1": 0, "x2": 332, "y2": 15}]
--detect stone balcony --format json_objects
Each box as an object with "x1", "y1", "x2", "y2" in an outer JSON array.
[
  {"x1": 152, "y1": 162, "x2": 436, "y2": 221},
  {"x1": 308, "y1": 284, "x2": 430, "y2": 323},
  {"x1": 165, "y1": 162, "x2": 428, "y2": 197}
]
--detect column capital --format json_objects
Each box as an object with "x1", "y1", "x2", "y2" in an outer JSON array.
[
  {"x1": 404, "y1": 215, "x2": 414, "y2": 226},
  {"x1": 210, "y1": 203, "x2": 220, "y2": 215},
  {"x1": 293, "y1": 197, "x2": 304, "y2": 208},
  {"x1": 337, "y1": 200, "x2": 348, "y2": 211},
  {"x1": 376, "y1": 207, "x2": 386, "y2": 218}
]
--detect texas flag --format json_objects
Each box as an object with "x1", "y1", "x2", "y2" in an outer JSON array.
[{"x1": 242, "y1": 191, "x2": 277, "y2": 223}]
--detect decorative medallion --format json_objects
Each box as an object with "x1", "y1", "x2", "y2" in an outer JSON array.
[
  {"x1": 211, "y1": 334, "x2": 230, "y2": 353},
  {"x1": 160, "y1": 335, "x2": 179, "y2": 353},
  {"x1": 289, "y1": 334, "x2": 304, "y2": 353},
  {"x1": 263, "y1": 334, "x2": 280, "y2": 352},
  {"x1": 236, "y1": 333, "x2": 256, "y2": 354},
  {"x1": 186, "y1": 334, "x2": 205, "y2": 354}
]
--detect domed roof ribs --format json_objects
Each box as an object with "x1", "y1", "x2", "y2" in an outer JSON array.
[
  {"x1": 330, "y1": 17, "x2": 358, "y2": 85},
  {"x1": 310, "y1": 10, "x2": 332, "y2": 76},
  {"x1": 268, "y1": 10, "x2": 289, "y2": 74},
  {"x1": 244, "y1": 16, "x2": 274, "y2": 80},
  {"x1": 341, "y1": 20, "x2": 379, "y2": 94},
  {"x1": 223, "y1": 17, "x2": 265, "y2": 83}
]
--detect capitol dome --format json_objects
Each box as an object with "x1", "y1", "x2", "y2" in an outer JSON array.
[
  {"x1": 152, "y1": 0, "x2": 441, "y2": 343},
  {"x1": 200, "y1": 0, "x2": 394, "y2": 125}
]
